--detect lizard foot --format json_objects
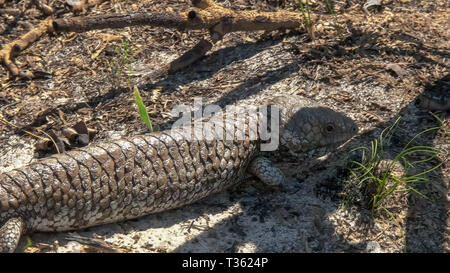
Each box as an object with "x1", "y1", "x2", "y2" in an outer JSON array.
[{"x1": 248, "y1": 156, "x2": 286, "y2": 187}]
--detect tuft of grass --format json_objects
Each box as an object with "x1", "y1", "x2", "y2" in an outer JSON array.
[
  {"x1": 110, "y1": 40, "x2": 135, "y2": 88},
  {"x1": 298, "y1": 0, "x2": 315, "y2": 40},
  {"x1": 108, "y1": 41, "x2": 159, "y2": 133},
  {"x1": 134, "y1": 86, "x2": 155, "y2": 133},
  {"x1": 345, "y1": 117, "x2": 443, "y2": 214}
]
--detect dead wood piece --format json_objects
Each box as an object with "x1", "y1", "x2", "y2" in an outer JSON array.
[
  {"x1": 35, "y1": 121, "x2": 97, "y2": 156},
  {"x1": 53, "y1": 12, "x2": 188, "y2": 33},
  {"x1": 385, "y1": 63, "x2": 407, "y2": 77},
  {"x1": 192, "y1": 0, "x2": 215, "y2": 9},
  {"x1": 53, "y1": 0, "x2": 306, "y2": 35},
  {"x1": 62, "y1": 121, "x2": 96, "y2": 147},
  {"x1": 189, "y1": 0, "x2": 306, "y2": 37},
  {"x1": 0, "y1": 18, "x2": 53, "y2": 79}
]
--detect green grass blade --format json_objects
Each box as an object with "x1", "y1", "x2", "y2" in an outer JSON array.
[
  {"x1": 134, "y1": 86, "x2": 153, "y2": 132},
  {"x1": 21, "y1": 236, "x2": 32, "y2": 253}
]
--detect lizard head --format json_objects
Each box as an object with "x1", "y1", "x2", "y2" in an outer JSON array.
[{"x1": 269, "y1": 96, "x2": 358, "y2": 153}]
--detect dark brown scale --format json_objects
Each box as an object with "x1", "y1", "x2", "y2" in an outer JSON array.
[{"x1": 8, "y1": 171, "x2": 37, "y2": 206}]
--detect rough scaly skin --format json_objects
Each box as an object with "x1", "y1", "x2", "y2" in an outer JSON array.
[{"x1": 0, "y1": 96, "x2": 357, "y2": 252}]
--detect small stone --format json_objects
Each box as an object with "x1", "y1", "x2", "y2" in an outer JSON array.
[{"x1": 366, "y1": 241, "x2": 383, "y2": 253}]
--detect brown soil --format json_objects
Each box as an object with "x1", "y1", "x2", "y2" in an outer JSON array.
[{"x1": 0, "y1": 0, "x2": 448, "y2": 253}]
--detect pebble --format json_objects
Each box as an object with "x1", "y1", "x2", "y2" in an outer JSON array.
[{"x1": 365, "y1": 241, "x2": 383, "y2": 253}]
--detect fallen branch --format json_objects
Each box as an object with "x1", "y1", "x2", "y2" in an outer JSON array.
[
  {"x1": 53, "y1": 12, "x2": 188, "y2": 33},
  {"x1": 53, "y1": 0, "x2": 306, "y2": 36}
]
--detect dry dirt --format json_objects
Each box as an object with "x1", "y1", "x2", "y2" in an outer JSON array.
[{"x1": 0, "y1": 0, "x2": 448, "y2": 253}]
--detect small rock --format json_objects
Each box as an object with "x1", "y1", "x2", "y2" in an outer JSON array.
[{"x1": 366, "y1": 241, "x2": 383, "y2": 253}]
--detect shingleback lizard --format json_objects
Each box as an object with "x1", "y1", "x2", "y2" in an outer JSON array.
[{"x1": 0, "y1": 96, "x2": 357, "y2": 252}]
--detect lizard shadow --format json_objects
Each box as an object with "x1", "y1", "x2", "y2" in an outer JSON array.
[{"x1": 397, "y1": 75, "x2": 448, "y2": 252}]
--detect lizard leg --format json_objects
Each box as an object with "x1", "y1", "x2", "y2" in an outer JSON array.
[
  {"x1": 0, "y1": 217, "x2": 24, "y2": 253},
  {"x1": 247, "y1": 156, "x2": 285, "y2": 187}
]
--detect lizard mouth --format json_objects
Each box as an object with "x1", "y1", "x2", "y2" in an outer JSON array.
[
  {"x1": 287, "y1": 145, "x2": 341, "y2": 160},
  {"x1": 284, "y1": 136, "x2": 355, "y2": 159}
]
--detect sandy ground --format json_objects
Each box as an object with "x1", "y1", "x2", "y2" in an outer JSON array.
[{"x1": 0, "y1": 0, "x2": 448, "y2": 252}]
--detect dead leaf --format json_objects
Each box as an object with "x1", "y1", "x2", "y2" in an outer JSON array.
[
  {"x1": 35, "y1": 130, "x2": 65, "y2": 155},
  {"x1": 62, "y1": 121, "x2": 95, "y2": 147}
]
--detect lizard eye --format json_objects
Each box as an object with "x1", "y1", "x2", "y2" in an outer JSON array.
[{"x1": 326, "y1": 123, "x2": 334, "y2": 132}]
